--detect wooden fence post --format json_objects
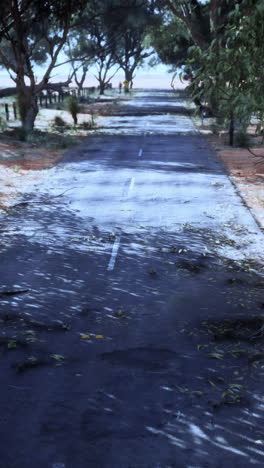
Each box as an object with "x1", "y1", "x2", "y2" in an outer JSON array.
[
  {"x1": 13, "y1": 103, "x2": 17, "y2": 119},
  {"x1": 5, "y1": 104, "x2": 9, "y2": 121}
]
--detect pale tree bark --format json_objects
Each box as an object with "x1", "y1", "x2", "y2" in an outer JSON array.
[{"x1": 74, "y1": 65, "x2": 89, "y2": 93}]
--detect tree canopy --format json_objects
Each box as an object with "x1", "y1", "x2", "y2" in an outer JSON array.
[
  {"x1": 0, "y1": 0, "x2": 88, "y2": 130},
  {"x1": 0, "y1": 0, "x2": 263, "y2": 141}
]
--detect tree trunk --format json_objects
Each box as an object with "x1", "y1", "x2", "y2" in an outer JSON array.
[
  {"x1": 17, "y1": 87, "x2": 39, "y2": 132},
  {"x1": 99, "y1": 82, "x2": 105, "y2": 95},
  {"x1": 229, "y1": 112, "x2": 235, "y2": 146},
  {"x1": 125, "y1": 70, "x2": 133, "y2": 83}
]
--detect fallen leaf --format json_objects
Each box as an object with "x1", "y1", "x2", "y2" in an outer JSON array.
[
  {"x1": 208, "y1": 353, "x2": 224, "y2": 360},
  {"x1": 80, "y1": 334, "x2": 91, "y2": 340},
  {"x1": 208, "y1": 379, "x2": 218, "y2": 388},
  {"x1": 50, "y1": 354, "x2": 64, "y2": 361}
]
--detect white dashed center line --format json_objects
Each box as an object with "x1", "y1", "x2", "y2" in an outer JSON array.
[
  {"x1": 107, "y1": 235, "x2": 121, "y2": 271},
  {"x1": 107, "y1": 154, "x2": 139, "y2": 271},
  {"x1": 127, "y1": 176, "x2": 135, "y2": 196}
]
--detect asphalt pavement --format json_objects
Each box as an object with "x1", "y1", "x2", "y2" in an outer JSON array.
[{"x1": 0, "y1": 89, "x2": 264, "y2": 468}]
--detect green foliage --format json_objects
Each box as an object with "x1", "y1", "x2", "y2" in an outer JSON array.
[
  {"x1": 0, "y1": 1, "x2": 87, "y2": 131},
  {"x1": 79, "y1": 116, "x2": 97, "y2": 130},
  {"x1": 55, "y1": 135, "x2": 78, "y2": 149},
  {"x1": 184, "y1": 0, "x2": 264, "y2": 143},
  {"x1": 149, "y1": 15, "x2": 192, "y2": 67},
  {"x1": 66, "y1": 96, "x2": 81, "y2": 125},
  {"x1": 235, "y1": 131, "x2": 251, "y2": 148}
]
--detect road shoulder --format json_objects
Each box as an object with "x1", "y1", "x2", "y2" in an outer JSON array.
[{"x1": 207, "y1": 135, "x2": 264, "y2": 230}]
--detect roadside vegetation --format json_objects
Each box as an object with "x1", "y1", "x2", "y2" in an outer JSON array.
[
  {"x1": 152, "y1": 0, "x2": 264, "y2": 151},
  {"x1": 0, "y1": 1, "x2": 262, "y2": 152}
]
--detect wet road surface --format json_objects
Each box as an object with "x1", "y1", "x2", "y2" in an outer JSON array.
[{"x1": 0, "y1": 89, "x2": 264, "y2": 467}]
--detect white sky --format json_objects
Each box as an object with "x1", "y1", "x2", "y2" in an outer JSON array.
[{"x1": 0, "y1": 62, "x2": 184, "y2": 90}]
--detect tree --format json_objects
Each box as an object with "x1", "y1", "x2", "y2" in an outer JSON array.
[
  {"x1": 88, "y1": 21, "x2": 119, "y2": 94},
  {"x1": 66, "y1": 34, "x2": 92, "y2": 92},
  {"x1": 150, "y1": 14, "x2": 192, "y2": 68},
  {"x1": 0, "y1": 0, "x2": 87, "y2": 132},
  {"x1": 65, "y1": 0, "x2": 160, "y2": 93},
  {"x1": 111, "y1": 0, "x2": 160, "y2": 86},
  {"x1": 64, "y1": 1, "x2": 121, "y2": 94},
  {"x1": 114, "y1": 30, "x2": 153, "y2": 87},
  {"x1": 188, "y1": 1, "x2": 264, "y2": 144},
  {"x1": 155, "y1": 0, "x2": 263, "y2": 144}
]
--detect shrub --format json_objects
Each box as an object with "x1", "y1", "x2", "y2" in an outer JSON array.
[
  {"x1": 27, "y1": 130, "x2": 50, "y2": 145},
  {"x1": 235, "y1": 131, "x2": 251, "y2": 148},
  {"x1": 66, "y1": 96, "x2": 80, "y2": 125},
  {"x1": 79, "y1": 117, "x2": 97, "y2": 130},
  {"x1": 79, "y1": 121, "x2": 93, "y2": 130},
  {"x1": 14, "y1": 127, "x2": 28, "y2": 141},
  {"x1": 51, "y1": 115, "x2": 68, "y2": 133},
  {"x1": 49, "y1": 135, "x2": 77, "y2": 149}
]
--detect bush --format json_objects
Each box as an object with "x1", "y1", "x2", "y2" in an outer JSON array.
[
  {"x1": 49, "y1": 135, "x2": 77, "y2": 149},
  {"x1": 27, "y1": 130, "x2": 50, "y2": 145},
  {"x1": 51, "y1": 115, "x2": 68, "y2": 133},
  {"x1": 210, "y1": 123, "x2": 221, "y2": 136},
  {"x1": 79, "y1": 118, "x2": 97, "y2": 130},
  {"x1": 79, "y1": 121, "x2": 93, "y2": 130},
  {"x1": 235, "y1": 131, "x2": 251, "y2": 148},
  {"x1": 14, "y1": 127, "x2": 28, "y2": 141},
  {"x1": 66, "y1": 96, "x2": 80, "y2": 125}
]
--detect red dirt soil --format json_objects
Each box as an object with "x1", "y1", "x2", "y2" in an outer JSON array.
[{"x1": 207, "y1": 135, "x2": 264, "y2": 229}]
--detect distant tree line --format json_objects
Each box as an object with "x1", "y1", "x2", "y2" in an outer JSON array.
[{"x1": 0, "y1": 0, "x2": 262, "y2": 143}]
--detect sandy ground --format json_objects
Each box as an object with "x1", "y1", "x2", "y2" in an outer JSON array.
[
  {"x1": 0, "y1": 140, "x2": 64, "y2": 209},
  {"x1": 207, "y1": 136, "x2": 264, "y2": 230}
]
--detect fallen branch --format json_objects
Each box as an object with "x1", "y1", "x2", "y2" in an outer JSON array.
[
  {"x1": 0, "y1": 289, "x2": 29, "y2": 297},
  {"x1": 247, "y1": 147, "x2": 264, "y2": 159}
]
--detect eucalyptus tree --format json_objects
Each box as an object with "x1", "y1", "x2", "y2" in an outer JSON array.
[
  {"x1": 0, "y1": 0, "x2": 88, "y2": 131},
  {"x1": 155, "y1": 0, "x2": 263, "y2": 144},
  {"x1": 150, "y1": 13, "x2": 192, "y2": 68},
  {"x1": 162, "y1": 0, "x2": 248, "y2": 48},
  {"x1": 104, "y1": 0, "x2": 161, "y2": 87},
  {"x1": 187, "y1": 0, "x2": 264, "y2": 144},
  {"x1": 66, "y1": 33, "x2": 92, "y2": 92},
  {"x1": 110, "y1": 0, "x2": 161, "y2": 86},
  {"x1": 64, "y1": 1, "x2": 121, "y2": 94},
  {"x1": 65, "y1": 0, "x2": 160, "y2": 91},
  {"x1": 114, "y1": 30, "x2": 153, "y2": 88},
  {"x1": 89, "y1": 23, "x2": 119, "y2": 95}
]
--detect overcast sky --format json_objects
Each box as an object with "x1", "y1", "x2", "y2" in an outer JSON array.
[{"x1": 0, "y1": 61, "x2": 184, "y2": 90}]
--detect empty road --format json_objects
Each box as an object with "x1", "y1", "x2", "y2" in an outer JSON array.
[{"x1": 0, "y1": 89, "x2": 263, "y2": 468}]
